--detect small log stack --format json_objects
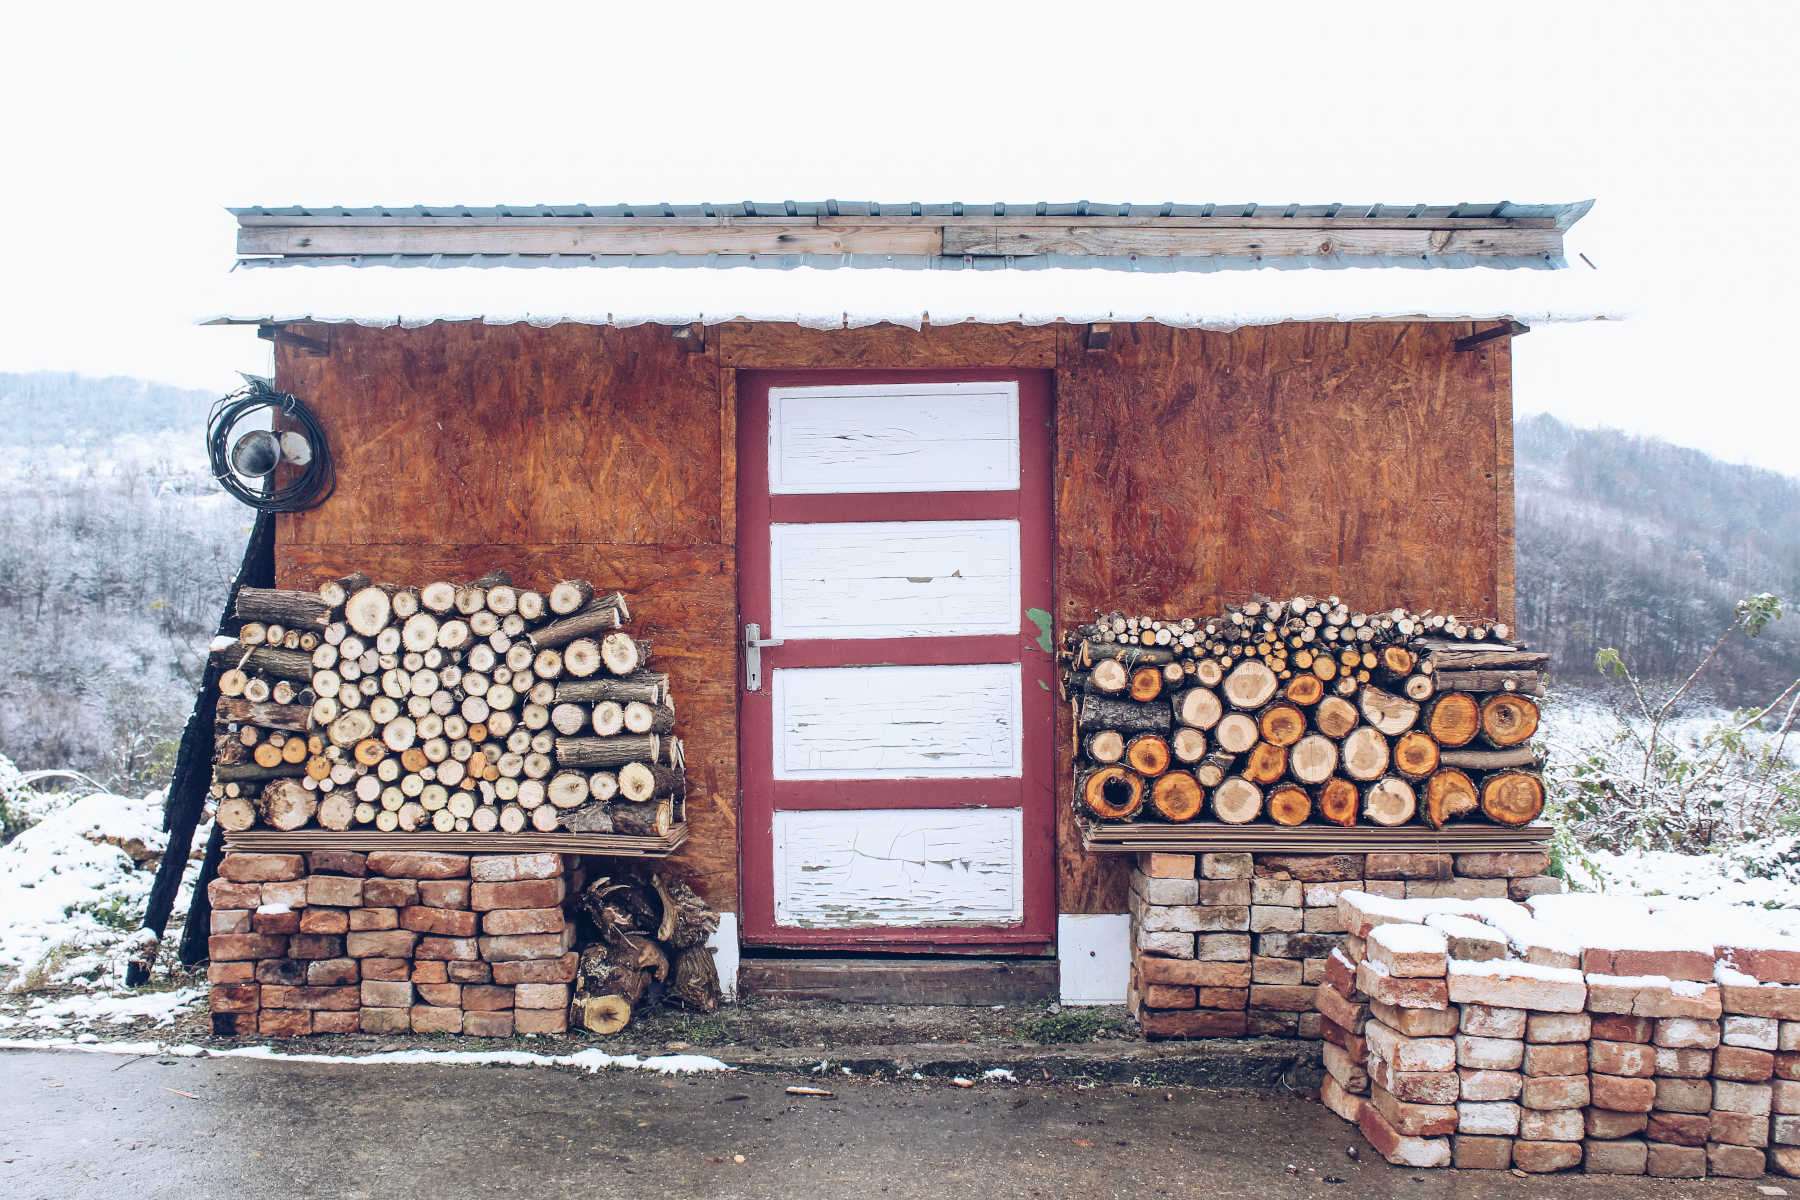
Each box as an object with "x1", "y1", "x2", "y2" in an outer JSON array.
[
  {"x1": 1063, "y1": 597, "x2": 1546, "y2": 831},
  {"x1": 208, "y1": 574, "x2": 686, "y2": 838},
  {"x1": 570, "y1": 868, "x2": 722, "y2": 1033}
]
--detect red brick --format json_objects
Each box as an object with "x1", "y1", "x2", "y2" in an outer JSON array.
[
  {"x1": 312, "y1": 1010, "x2": 360, "y2": 1034},
  {"x1": 1775, "y1": 1145, "x2": 1800, "y2": 1177},
  {"x1": 1710, "y1": 1111, "x2": 1770, "y2": 1147},
  {"x1": 1655, "y1": 1046, "x2": 1715, "y2": 1077},
  {"x1": 1252, "y1": 956, "x2": 1303, "y2": 984},
  {"x1": 1141, "y1": 958, "x2": 1252, "y2": 988},
  {"x1": 1715, "y1": 1045, "x2": 1776, "y2": 1082},
  {"x1": 1591, "y1": 1074, "x2": 1657, "y2": 1112},
  {"x1": 418, "y1": 879, "x2": 471, "y2": 909},
  {"x1": 349, "y1": 907, "x2": 398, "y2": 931},
  {"x1": 254, "y1": 959, "x2": 305, "y2": 986},
  {"x1": 362, "y1": 878, "x2": 418, "y2": 907},
  {"x1": 1247, "y1": 1011, "x2": 1300, "y2": 1037},
  {"x1": 1654, "y1": 1077, "x2": 1714, "y2": 1114},
  {"x1": 514, "y1": 983, "x2": 569, "y2": 1010},
  {"x1": 360, "y1": 957, "x2": 409, "y2": 981},
  {"x1": 417, "y1": 935, "x2": 481, "y2": 961},
  {"x1": 1780, "y1": 1052, "x2": 1800, "y2": 1081},
  {"x1": 1511, "y1": 1140, "x2": 1582, "y2": 1173},
  {"x1": 210, "y1": 984, "x2": 259, "y2": 1013},
  {"x1": 1590, "y1": 1014, "x2": 1654, "y2": 1043},
  {"x1": 260, "y1": 984, "x2": 359, "y2": 1011},
  {"x1": 1587, "y1": 1109, "x2": 1648, "y2": 1138},
  {"x1": 401, "y1": 906, "x2": 479, "y2": 937},
  {"x1": 1453, "y1": 1135, "x2": 1514, "y2": 1170},
  {"x1": 1582, "y1": 947, "x2": 1717, "y2": 983},
  {"x1": 1356, "y1": 1101, "x2": 1450, "y2": 1167},
  {"x1": 360, "y1": 980, "x2": 414, "y2": 1007},
  {"x1": 1519, "y1": 1107, "x2": 1584, "y2": 1141},
  {"x1": 416, "y1": 982, "x2": 462, "y2": 1007},
  {"x1": 344, "y1": 930, "x2": 417, "y2": 958},
  {"x1": 1647, "y1": 1112, "x2": 1710, "y2": 1146},
  {"x1": 1356, "y1": 961, "x2": 1448, "y2": 1009},
  {"x1": 1323, "y1": 949, "x2": 1357, "y2": 996},
  {"x1": 1366, "y1": 1061, "x2": 1458, "y2": 1104},
  {"x1": 1453, "y1": 852, "x2": 1550, "y2": 879},
  {"x1": 447, "y1": 961, "x2": 492, "y2": 983},
  {"x1": 1249, "y1": 984, "x2": 1316, "y2": 1012},
  {"x1": 470, "y1": 878, "x2": 566, "y2": 911},
  {"x1": 1521, "y1": 1075, "x2": 1590, "y2": 1110},
  {"x1": 1363, "y1": 852, "x2": 1451, "y2": 880},
  {"x1": 306, "y1": 850, "x2": 367, "y2": 877},
  {"x1": 1193, "y1": 986, "x2": 1246, "y2": 1009},
  {"x1": 305, "y1": 876, "x2": 364, "y2": 908},
  {"x1": 1707, "y1": 1143, "x2": 1767, "y2": 1177},
  {"x1": 1139, "y1": 1009, "x2": 1248, "y2": 1038},
  {"x1": 258, "y1": 1009, "x2": 311, "y2": 1036},
  {"x1": 358, "y1": 1007, "x2": 411, "y2": 1034},
  {"x1": 305, "y1": 958, "x2": 358, "y2": 986},
  {"x1": 1726, "y1": 946, "x2": 1800, "y2": 985},
  {"x1": 1588, "y1": 1040, "x2": 1655, "y2": 1077},
  {"x1": 1722, "y1": 980, "x2": 1800, "y2": 1020},
  {"x1": 410, "y1": 1005, "x2": 463, "y2": 1033},
  {"x1": 513, "y1": 1007, "x2": 568, "y2": 1035},
  {"x1": 288, "y1": 934, "x2": 343, "y2": 960},
  {"x1": 1200, "y1": 879, "x2": 1252, "y2": 905},
  {"x1": 479, "y1": 930, "x2": 575, "y2": 961},
  {"x1": 252, "y1": 910, "x2": 300, "y2": 935},
  {"x1": 220, "y1": 853, "x2": 306, "y2": 883},
  {"x1": 491, "y1": 953, "x2": 579, "y2": 984},
  {"x1": 1368, "y1": 1085, "x2": 1457, "y2": 1136},
  {"x1": 411, "y1": 959, "x2": 448, "y2": 983},
  {"x1": 1645, "y1": 1143, "x2": 1706, "y2": 1177},
  {"x1": 470, "y1": 853, "x2": 562, "y2": 882},
  {"x1": 1460, "y1": 1069, "x2": 1521, "y2": 1102},
  {"x1": 1142, "y1": 983, "x2": 1196, "y2": 1009},
  {"x1": 207, "y1": 961, "x2": 254, "y2": 984},
  {"x1": 367, "y1": 851, "x2": 469, "y2": 880},
  {"x1": 463, "y1": 1010, "x2": 515, "y2": 1037},
  {"x1": 298, "y1": 908, "x2": 349, "y2": 935},
  {"x1": 208, "y1": 933, "x2": 287, "y2": 961},
  {"x1": 1201, "y1": 853, "x2": 1252, "y2": 879},
  {"x1": 211, "y1": 909, "x2": 251, "y2": 934},
  {"x1": 1523, "y1": 1043, "x2": 1587, "y2": 1076},
  {"x1": 462, "y1": 984, "x2": 515, "y2": 1011},
  {"x1": 1255, "y1": 854, "x2": 1364, "y2": 883},
  {"x1": 1315, "y1": 981, "x2": 1370, "y2": 1033},
  {"x1": 1582, "y1": 1138, "x2": 1648, "y2": 1175},
  {"x1": 1140, "y1": 853, "x2": 1196, "y2": 879}
]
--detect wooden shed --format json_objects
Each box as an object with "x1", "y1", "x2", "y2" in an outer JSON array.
[{"x1": 208, "y1": 199, "x2": 1610, "y2": 1004}]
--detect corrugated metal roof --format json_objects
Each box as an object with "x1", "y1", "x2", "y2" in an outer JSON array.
[{"x1": 231, "y1": 200, "x2": 1593, "y2": 227}]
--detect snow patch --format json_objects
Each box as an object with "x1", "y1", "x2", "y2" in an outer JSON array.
[
  {"x1": 1448, "y1": 958, "x2": 1585, "y2": 984},
  {"x1": 1370, "y1": 923, "x2": 1448, "y2": 955}
]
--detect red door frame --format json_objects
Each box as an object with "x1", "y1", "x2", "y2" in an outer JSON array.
[{"x1": 736, "y1": 368, "x2": 1056, "y2": 954}]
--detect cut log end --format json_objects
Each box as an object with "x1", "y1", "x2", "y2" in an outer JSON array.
[
  {"x1": 1078, "y1": 766, "x2": 1145, "y2": 821},
  {"x1": 1266, "y1": 783, "x2": 1312, "y2": 827},
  {"x1": 1149, "y1": 771, "x2": 1205, "y2": 822},
  {"x1": 1479, "y1": 770, "x2": 1545, "y2": 826}
]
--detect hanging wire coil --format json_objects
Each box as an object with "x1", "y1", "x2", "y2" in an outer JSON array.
[{"x1": 206, "y1": 376, "x2": 334, "y2": 512}]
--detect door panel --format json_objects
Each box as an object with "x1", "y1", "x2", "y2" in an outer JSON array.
[{"x1": 739, "y1": 369, "x2": 1054, "y2": 952}]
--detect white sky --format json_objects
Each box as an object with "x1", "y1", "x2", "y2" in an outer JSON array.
[{"x1": 4, "y1": 2, "x2": 1797, "y2": 474}]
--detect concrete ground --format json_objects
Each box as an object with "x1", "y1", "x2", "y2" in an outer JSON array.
[{"x1": 0, "y1": 1047, "x2": 1768, "y2": 1200}]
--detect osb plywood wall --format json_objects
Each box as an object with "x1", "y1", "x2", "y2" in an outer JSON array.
[{"x1": 275, "y1": 320, "x2": 1512, "y2": 918}]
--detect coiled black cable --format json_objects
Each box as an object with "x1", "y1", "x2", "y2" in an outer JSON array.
[{"x1": 206, "y1": 377, "x2": 334, "y2": 512}]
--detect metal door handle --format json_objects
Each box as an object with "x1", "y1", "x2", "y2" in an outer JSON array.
[{"x1": 744, "y1": 622, "x2": 784, "y2": 692}]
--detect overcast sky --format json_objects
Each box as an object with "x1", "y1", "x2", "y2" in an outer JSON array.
[{"x1": 5, "y1": 3, "x2": 1796, "y2": 475}]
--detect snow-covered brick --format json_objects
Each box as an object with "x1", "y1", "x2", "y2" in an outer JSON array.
[
  {"x1": 1460, "y1": 899, "x2": 1581, "y2": 969},
  {"x1": 1584, "y1": 973, "x2": 1722, "y2": 1019},
  {"x1": 1714, "y1": 1080, "x2": 1774, "y2": 1116},
  {"x1": 1368, "y1": 923, "x2": 1449, "y2": 978},
  {"x1": 1459, "y1": 1004, "x2": 1527, "y2": 1038},
  {"x1": 1370, "y1": 999, "x2": 1458, "y2": 1037},
  {"x1": 1519, "y1": 1107, "x2": 1587, "y2": 1140},
  {"x1": 1520, "y1": 1073, "x2": 1590, "y2": 1110},
  {"x1": 1368, "y1": 1057, "x2": 1459, "y2": 1104},
  {"x1": 1447, "y1": 959, "x2": 1587, "y2": 1013},
  {"x1": 1357, "y1": 958, "x2": 1449, "y2": 1010},
  {"x1": 1460, "y1": 1068, "x2": 1522, "y2": 1101},
  {"x1": 1525, "y1": 1012, "x2": 1591, "y2": 1043},
  {"x1": 1715, "y1": 964, "x2": 1800, "y2": 1020},
  {"x1": 1526, "y1": 893, "x2": 1716, "y2": 979},
  {"x1": 1365, "y1": 1019, "x2": 1455, "y2": 1072},
  {"x1": 1423, "y1": 913, "x2": 1509, "y2": 963},
  {"x1": 1653, "y1": 1017, "x2": 1721, "y2": 1048}
]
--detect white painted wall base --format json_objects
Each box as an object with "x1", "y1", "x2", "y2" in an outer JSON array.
[
  {"x1": 1057, "y1": 913, "x2": 1130, "y2": 1005},
  {"x1": 706, "y1": 912, "x2": 740, "y2": 1001}
]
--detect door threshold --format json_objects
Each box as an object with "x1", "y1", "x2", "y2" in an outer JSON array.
[{"x1": 738, "y1": 954, "x2": 1058, "y2": 1006}]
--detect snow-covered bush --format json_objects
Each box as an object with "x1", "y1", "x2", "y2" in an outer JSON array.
[{"x1": 1551, "y1": 594, "x2": 1800, "y2": 854}]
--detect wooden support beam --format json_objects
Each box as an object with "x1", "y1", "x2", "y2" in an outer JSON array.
[
  {"x1": 257, "y1": 324, "x2": 330, "y2": 356},
  {"x1": 941, "y1": 226, "x2": 1563, "y2": 259},
  {"x1": 238, "y1": 224, "x2": 944, "y2": 258},
  {"x1": 1454, "y1": 320, "x2": 1530, "y2": 352},
  {"x1": 1084, "y1": 322, "x2": 1112, "y2": 351}
]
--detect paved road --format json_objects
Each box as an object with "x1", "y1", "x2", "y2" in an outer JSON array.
[{"x1": 0, "y1": 1048, "x2": 1746, "y2": 1199}]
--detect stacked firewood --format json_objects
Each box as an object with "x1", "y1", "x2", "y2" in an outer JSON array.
[
  {"x1": 208, "y1": 572, "x2": 685, "y2": 837},
  {"x1": 570, "y1": 868, "x2": 721, "y2": 1033},
  {"x1": 1062, "y1": 597, "x2": 1547, "y2": 829}
]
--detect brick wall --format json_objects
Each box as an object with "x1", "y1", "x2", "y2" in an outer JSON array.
[
  {"x1": 207, "y1": 850, "x2": 577, "y2": 1036},
  {"x1": 1126, "y1": 851, "x2": 1558, "y2": 1039}
]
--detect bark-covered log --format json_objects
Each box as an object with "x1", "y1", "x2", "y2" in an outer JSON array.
[
  {"x1": 208, "y1": 644, "x2": 315, "y2": 682},
  {"x1": 649, "y1": 872, "x2": 720, "y2": 948},
  {"x1": 1433, "y1": 668, "x2": 1546, "y2": 696},
  {"x1": 555, "y1": 734, "x2": 661, "y2": 769},
  {"x1": 234, "y1": 587, "x2": 331, "y2": 630},
  {"x1": 215, "y1": 697, "x2": 312, "y2": 733},
  {"x1": 1077, "y1": 694, "x2": 1172, "y2": 736},
  {"x1": 553, "y1": 673, "x2": 669, "y2": 706},
  {"x1": 1439, "y1": 746, "x2": 1540, "y2": 770},
  {"x1": 669, "y1": 946, "x2": 721, "y2": 1013}
]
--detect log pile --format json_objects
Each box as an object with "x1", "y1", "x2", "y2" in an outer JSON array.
[
  {"x1": 1062, "y1": 597, "x2": 1547, "y2": 830},
  {"x1": 208, "y1": 574, "x2": 686, "y2": 838},
  {"x1": 570, "y1": 868, "x2": 721, "y2": 1033}
]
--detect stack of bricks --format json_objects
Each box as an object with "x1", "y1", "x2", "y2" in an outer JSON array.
[
  {"x1": 1127, "y1": 849, "x2": 1556, "y2": 1039},
  {"x1": 206, "y1": 850, "x2": 577, "y2": 1036},
  {"x1": 1312, "y1": 888, "x2": 1800, "y2": 1178}
]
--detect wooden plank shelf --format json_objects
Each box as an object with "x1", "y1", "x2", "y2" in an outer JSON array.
[
  {"x1": 1078, "y1": 818, "x2": 1550, "y2": 855},
  {"x1": 224, "y1": 824, "x2": 687, "y2": 858}
]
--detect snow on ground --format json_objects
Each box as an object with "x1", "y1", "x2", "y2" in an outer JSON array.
[{"x1": 0, "y1": 986, "x2": 204, "y2": 1032}]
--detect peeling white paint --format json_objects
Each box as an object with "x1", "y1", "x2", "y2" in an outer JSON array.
[
  {"x1": 768, "y1": 382, "x2": 1020, "y2": 494},
  {"x1": 1058, "y1": 914, "x2": 1131, "y2": 1005},
  {"x1": 770, "y1": 519, "x2": 1020, "y2": 640},
  {"x1": 772, "y1": 808, "x2": 1024, "y2": 927},
  {"x1": 706, "y1": 911, "x2": 739, "y2": 1001},
  {"x1": 772, "y1": 663, "x2": 1022, "y2": 779}
]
